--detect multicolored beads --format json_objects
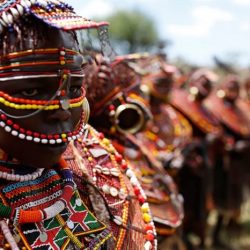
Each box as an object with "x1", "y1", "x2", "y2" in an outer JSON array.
[{"x1": 0, "y1": 112, "x2": 85, "y2": 145}]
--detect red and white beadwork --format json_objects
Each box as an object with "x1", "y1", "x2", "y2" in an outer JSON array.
[{"x1": 0, "y1": 112, "x2": 85, "y2": 145}]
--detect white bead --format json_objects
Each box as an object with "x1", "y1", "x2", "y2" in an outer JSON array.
[
  {"x1": 110, "y1": 168, "x2": 120, "y2": 177},
  {"x1": 76, "y1": 198, "x2": 82, "y2": 206},
  {"x1": 110, "y1": 187, "x2": 118, "y2": 197},
  {"x1": 102, "y1": 184, "x2": 110, "y2": 194},
  {"x1": 56, "y1": 139, "x2": 62, "y2": 143},
  {"x1": 49, "y1": 139, "x2": 56, "y2": 144},
  {"x1": 24, "y1": 0, "x2": 31, "y2": 7},
  {"x1": 67, "y1": 220, "x2": 74, "y2": 229},
  {"x1": 102, "y1": 167, "x2": 110, "y2": 175},
  {"x1": 67, "y1": 137, "x2": 72, "y2": 141},
  {"x1": 18, "y1": 133, "x2": 25, "y2": 139},
  {"x1": 113, "y1": 215, "x2": 122, "y2": 225},
  {"x1": 26, "y1": 136, "x2": 33, "y2": 141},
  {"x1": 34, "y1": 137, "x2": 41, "y2": 143},
  {"x1": 126, "y1": 169, "x2": 133, "y2": 178},
  {"x1": 0, "y1": 18, "x2": 7, "y2": 27},
  {"x1": 11, "y1": 130, "x2": 18, "y2": 136},
  {"x1": 30, "y1": 0, "x2": 36, "y2": 4},
  {"x1": 144, "y1": 241, "x2": 153, "y2": 250},
  {"x1": 130, "y1": 176, "x2": 138, "y2": 186},
  {"x1": 4, "y1": 126, "x2": 11, "y2": 132},
  {"x1": 20, "y1": 0, "x2": 28, "y2": 8},
  {"x1": 72, "y1": 135, "x2": 76, "y2": 140},
  {"x1": 16, "y1": 4, "x2": 24, "y2": 15},
  {"x1": 0, "y1": 121, "x2": 5, "y2": 127},
  {"x1": 1, "y1": 12, "x2": 11, "y2": 25},
  {"x1": 41, "y1": 139, "x2": 48, "y2": 144}
]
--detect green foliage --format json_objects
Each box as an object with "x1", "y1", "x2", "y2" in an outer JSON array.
[{"x1": 106, "y1": 10, "x2": 159, "y2": 54}]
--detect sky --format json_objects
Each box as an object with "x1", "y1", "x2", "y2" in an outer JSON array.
[{"x1": 66, "y1": 0, "x2": 250, "y2": 67}]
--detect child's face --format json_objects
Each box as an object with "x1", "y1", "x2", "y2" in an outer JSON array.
[{"x1": 0, "y1": 30, "x2": 85, "y2": 168}]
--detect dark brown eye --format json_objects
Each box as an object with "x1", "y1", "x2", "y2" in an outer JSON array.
[
  {"x1": 21, "y1": 89, "x2": 39, "y2": 97},
  {"x1": 70, "y1": 86, "x2": 82, "y2": 97}
]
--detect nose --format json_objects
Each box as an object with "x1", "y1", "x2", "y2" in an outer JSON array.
[{"x1": 46, "y1": 109, "x2": 72, "y2": 121}]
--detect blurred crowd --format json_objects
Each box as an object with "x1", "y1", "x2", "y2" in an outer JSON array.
[{"x1": 84, "y1": 52, "x2": 250, "y2": 250}]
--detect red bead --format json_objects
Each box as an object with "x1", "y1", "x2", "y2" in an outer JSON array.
[
  {"x1": 61, "y1": 90, "x2": 66, "y2": 96},
  {"x1": 68, "y1": 132, "x2": 72, "y2": 137},
  {"x1": 33, "y1": 132, "x2": 40, "y2": 137},
  {"x1": 13, "y1": 124, "x2": 20, "y2": 130},
  {"x1": 115, "y1": 154, "x2": 122, "y2": 162},
  {"x1": 121, "y1": 161, "x2": 128, "y2": 170},
  {"x1": 109, "y1": 104, "x2": 115, "y2": 111},
  {"x1": 138, "y1": 195, "x2": 145, "y2": 204},
  {"x1": 26, "y1": 130, "x2": 33, "y2": 136},
  {"x1": 133, "y1": 187, "x2": 140, "y2": 196},
  {"x1": 99, "y1": 132, "x2": 104, "y2": 139},
  {"x1": 41, "y1": 134, "x2": 47, "y2": 139},
  {"x1": 145, "y1": 224, "x2": 153, "y2": 231},
  {"x1": 54, "y1": 134, "x2": 60, "y2": 139},
  {"x1": 62, "y1": 138, "x2": 67, "y2": 142},
  {"x1": 145, "y1": 233, "x2": 154, "y2": 241},
  {"x1": 6, "y1": 120, "x2": 13, "y2": 126},
  {"x1": 0, "y1": 114, "x2": 7, "y2": 120},
  {"x1": 19, "y1": 128, "x2": 25, "y2": 134},
  {"x1": 47, "y1": 135, "x2": 53, "y2": 139}
]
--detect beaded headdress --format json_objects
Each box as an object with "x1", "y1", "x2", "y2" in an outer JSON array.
[{"x1": 0, "y1": 0, "x2": 111, "y2": 144}]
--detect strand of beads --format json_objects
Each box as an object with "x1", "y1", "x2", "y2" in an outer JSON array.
[
  {"x1": 0, "y1": 113, "x2": 85, "y2": 144},
  {"x1": 91, "y1": 128, "x2": 157, "y2": 250},
  {"x1": 0, "y1": 168, "x2": 44, "y2": 182},
  {"x1": 0, "y1": 220, "x2": 19, "y2": 250}
]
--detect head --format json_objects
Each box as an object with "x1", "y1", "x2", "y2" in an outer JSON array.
[
  {"x1": 218, "y1": 75, "x2": 240, "y2": 103},
  {"x1": 0, "y1": 0, "x2": 107, "y2": 168},
  {"x1": 188, "y1": 69, "x2": 217, "y2": 101},
  {"x1": 86, "y1": 54, "x2": 151, "y2": 134},
  {"x1": 141, "y1": 63, "x2": 177, "y2": 101}
]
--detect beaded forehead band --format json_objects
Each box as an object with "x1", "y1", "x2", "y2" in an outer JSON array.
[{"x1": 0, "y1": 47, "x2": 87, "y2": 119}]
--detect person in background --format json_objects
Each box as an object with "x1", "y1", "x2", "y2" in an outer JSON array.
[
  {"x1": 206, "y1": 75, "x2": 250, "y2": 248},
  {"x1": 85, "y1": 53, "x2": 184, "y2": 249},
  {"x1": 170, "y1": 69, "x2": 223, "y2": 250}
]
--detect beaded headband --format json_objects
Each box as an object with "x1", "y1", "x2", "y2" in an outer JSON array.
[{"x1": 0, "y1": 0, "x2": 108, "y2": 33}]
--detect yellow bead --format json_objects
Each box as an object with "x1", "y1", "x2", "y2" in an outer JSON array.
[
  {"x1": 141, "y1": 204, "x2": 149, "y2": 213},
  {"x1": 26, "y1": 104, "x2": 32, "y2": 109},
  {"x1": 60, "y1": 61, "x2": 66, "y2": 65},
  {"x1": 9, "y1": 103, "x2": 15, "y2": 108},
  {"x1": 143, "y1": 213, "x2": 151, "y2": 223},
  {"x1": 0, "y1": 97, "x2": 4, "y2": 103},
  {"x1": 88, "y1": 157, "x2": 93, "y2": 162},
  {"x1": 83, "y1": 148, "x2": 88, "y2": 152},
  {"x1": 61, "y1": 134, "x2": 67, "y2": 138},
  {"x1": 102, "y1": 138, "x2": 110, "y2": 145},
  {"x1": 4, "y1": 101, "x2": 10, "y2": 106}
]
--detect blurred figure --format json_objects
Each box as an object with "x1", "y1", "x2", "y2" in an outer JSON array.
[
  {"x1": 206, "y1": 75, "x2": 250, "y2": 248},
  {"x1": 170, "y1": 68, "x2": 223, "y2": 250},
  {"x1": 85, "y1": 53, "x2": 184, "y2": 249}
]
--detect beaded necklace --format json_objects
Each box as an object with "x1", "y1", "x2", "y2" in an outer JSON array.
[
  {"x1": 0, "y1": 158, "x2": 74, "y2": 224},
  {"x1": 71, "y1": 125, "x2": 157, "y2": 250},
  {"x1": 0, "y1": 157, "x2": 112, "y2": 250}
]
